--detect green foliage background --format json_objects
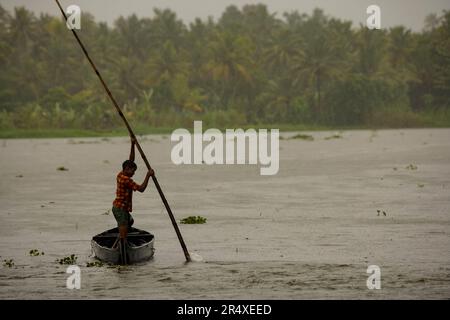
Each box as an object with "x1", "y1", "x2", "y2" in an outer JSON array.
[{"x1": 0, "y1": 4, "x2": 449, "y2": 134}]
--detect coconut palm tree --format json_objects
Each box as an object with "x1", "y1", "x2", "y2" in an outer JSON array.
[
  {"x1": 205, "y1": 31, "x2": 254, "y2": 109},
  {"x1": 145, "y1": 41, "x2": 189, "y2": 85},
  {"x1": 151, "y1": 8, "x2": 187, "y2": 51},
  {"x1": 8, "y1": 6, "x2": 36, "y2": 54},
  {"x1": 355, "y1": 26, "x2": 388, "y2": 77},
  {"x1": 113, "y1": 14, "x2": 146, "y2": 61},
  {"x1": 0, "y1": 4, "x2": 11, "y2": 65},
  {"x1": 388, "y1": 26, "x2": 413, "y2": 71},
  {"x1": 263, "y1": 27, "x2": 304, "y2": 75},
  {"x1": 424, "y1": 13, "x2": 442, "y2": 32},
  {"x1": 431, "y1": 11, "x2": 450, "y2": 106}
]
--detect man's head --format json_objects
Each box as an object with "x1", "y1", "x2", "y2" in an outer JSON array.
[{"x1": 122, "y1": 160, "x2": 137, "y2": 177}]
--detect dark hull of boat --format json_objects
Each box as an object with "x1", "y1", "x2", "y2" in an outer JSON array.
[{"x1": 91, "y1": 227, "x2": 155, "y2": 264}]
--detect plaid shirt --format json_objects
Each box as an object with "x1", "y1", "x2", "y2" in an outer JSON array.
[{"x1": 113, "y1": 171, "x2": 140, "y2": 212}]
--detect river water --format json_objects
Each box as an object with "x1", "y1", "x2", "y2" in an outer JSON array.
[{"x1": 0, "y1": 129, "x2": 449, "y2": 299}]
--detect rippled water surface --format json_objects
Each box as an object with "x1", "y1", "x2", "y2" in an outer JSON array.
[{"x1": 1, "y1": 129, "x2": 449, "y2": 299}]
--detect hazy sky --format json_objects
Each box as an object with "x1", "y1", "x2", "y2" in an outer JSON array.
[{"x1": 1, "y1": 0, "x2": 449, "y2": 31}]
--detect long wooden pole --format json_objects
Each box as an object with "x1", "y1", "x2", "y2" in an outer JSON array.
[{"x1": 54, "y1": 0, "x2": 190, "y2": 262}]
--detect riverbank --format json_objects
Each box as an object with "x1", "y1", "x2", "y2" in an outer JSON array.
[{"x1": 2, "y1": 123, "x2": 450, "y2": 139}]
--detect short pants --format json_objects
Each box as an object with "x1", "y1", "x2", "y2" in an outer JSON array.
[{"x1": 112, "y1": 206, "x2": 134, "y2": 227}]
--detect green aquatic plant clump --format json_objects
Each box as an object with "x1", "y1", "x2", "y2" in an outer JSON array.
[
  {"x1": 29, "y1": 249, "x2": 44, "y2": 256},
  {"x1": 3, "y1": 259, "x2": 14, "y2": 267},
  {"x1": 288, "y1": 134, "x2": 314, "y2": 141},
  {"x1": 56, "y1": 254, "x2": 77, "y2": 265},
  {"x1": 180, "y1": 216, "x2": 207, "y2": 224},
  {"x1": 86, "y1": 261, "x2": 104, "y2": 267},
  {"x1": 324, "y1": 133, "x2": 343, "y2": 140}
]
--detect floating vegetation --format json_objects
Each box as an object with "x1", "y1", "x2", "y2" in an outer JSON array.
[
  {"x1": 3, "y1": 259, "x2": 14, "y2": 267},
  {"x1": 377, "y1": 210, "x2": 387, "y2": 217},
  {"x1": 406, "y1": 164, "x2": 418, "y2": 170},
  {"x1": 180, "y1": 216, "x2": 207, "y2": 224},
  {"x1": 29, "y1": 249, "x2": 44, "y2": 256},
  {"x1": 86, "y1": 261, "x2": 104, "y2": 267},
  {"x1": 288, "y1": 134, "x2": 314, "y2": 141},
  {"x1": 114, "y1": 265, "x2": 131, "y2": 273},
  {"x1": 56, "y1": 254, "x2": 77, "y2": 265},
  {"x1": 393, "y1": 167, "x2": 398, "y2": 171},
  {"x1": 417, "y1": 183, "x2": 425, "y2": 188},
  {"x1": 16, "y1": 174, "x2": 23, "y2": 178},
  {"x1": 103, "y1": 160, "x2": 110, "y2": 164},
  {"x1": 139, "y1": 136, "x2": 159, "y2": 143},
  {"x1": 324, "y1": 133, "x2": 343, "y2": 140},
  {"x1": 57, "y1": 166, "x2": 69, "y2": 171},
  {"x1": 68, "y1": 139, "x2": 100, "y2": 144},
  {"x1": 101, "y1": 209, "x2": 110, "y2": 215}
]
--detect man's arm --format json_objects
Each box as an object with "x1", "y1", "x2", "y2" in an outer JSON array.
[
  {"x1": 137, "y1": 169, "x2": 155, "y2": 192},
  {"x1": 129, "y1": 137, "x2": 136, "y2": 161}
]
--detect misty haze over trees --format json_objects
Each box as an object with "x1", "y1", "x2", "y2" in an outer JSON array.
[{"x1": 0, "y1": 4, "x2": 449, "y2": 131}]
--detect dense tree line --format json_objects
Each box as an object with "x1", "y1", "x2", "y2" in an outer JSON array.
[{"x1": 0, "y1": 4, "x2": 449, "y2": 130}]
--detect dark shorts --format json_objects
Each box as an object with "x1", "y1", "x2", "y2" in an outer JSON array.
[{"x1": 112, "y1": 206, "x2": 134, "y2": 227}]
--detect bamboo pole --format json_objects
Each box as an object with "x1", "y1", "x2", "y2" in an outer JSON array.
[{"x1": 54, "y1": 0, "x2": 191, "y2": 262}]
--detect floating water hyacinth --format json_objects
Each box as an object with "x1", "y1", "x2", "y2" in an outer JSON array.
[
  {"x1": 376, "y1": 210, "x2": 387, "y2": 216},
  {"x1": 288, "y1": 134, "x2": 314, "y2": 141},
  {"x1": 3, "y1": 259, "x2": 14, "y2": 267},
  {"x1": 324, "y1": 134, "x2": 343, "y2": 140},
  {"x1": 86, "y1": 261, "x2": 104, "y2": 267},
  {"x1": 180, "y1": 216, "x2": 207, "y2": 224},
  {"x1": 56, "y1": 254, "x2": 77, "y2": 265},
  {"x1": 29, "y1": 249, "x2": 44, "y2": 256}
]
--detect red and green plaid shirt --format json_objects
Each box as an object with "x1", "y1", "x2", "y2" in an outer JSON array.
[{"x1": 113, "y1": 171, "x2": 140, "y2": 212}]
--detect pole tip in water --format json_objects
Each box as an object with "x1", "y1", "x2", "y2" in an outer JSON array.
[{"x1": 189, "y1": 253, "x2": 204, "y2": 262}]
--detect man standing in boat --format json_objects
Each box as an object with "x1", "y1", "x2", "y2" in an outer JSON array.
[{"x1": 112, "y1": 137, "x2": 154, "y2": 240}]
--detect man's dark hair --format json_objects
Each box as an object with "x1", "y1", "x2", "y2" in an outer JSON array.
[{"x1": 122, "y1": 160, "x2": 137, "y2": 170}]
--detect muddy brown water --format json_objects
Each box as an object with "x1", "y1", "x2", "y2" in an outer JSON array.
[{"x1": 0, "y1": 129, "x2": 449, "y2": 299}]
